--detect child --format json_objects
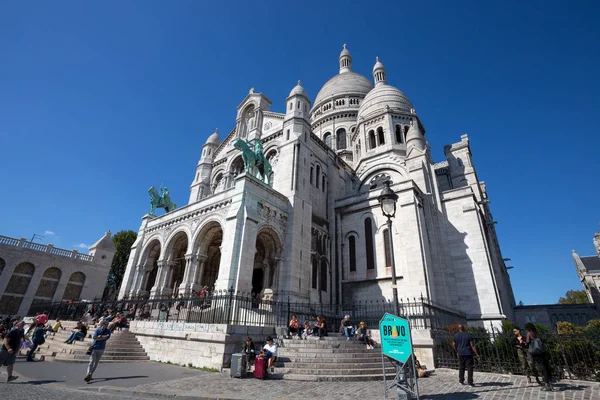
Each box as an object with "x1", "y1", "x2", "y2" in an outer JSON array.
[
  {"x1": 261, "y1": 336, "x2": 278, "y2": 369},
  {"x1": 301, "y1": 320, "x2": 312, "y2": 339}
]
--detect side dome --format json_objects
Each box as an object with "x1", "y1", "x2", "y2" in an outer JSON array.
[
  {"x1": 357, "y1": 85, "x2": 413, "y2": 120},
  {"x1": 314, "y1": 72, "x2": 374, "y2": 106},
  {"x1": 289, "y1": 80, "x2": 308, "y2": 98},
  {"x1": 205, "y1": 129, "x2": 221, "y2": 145}
]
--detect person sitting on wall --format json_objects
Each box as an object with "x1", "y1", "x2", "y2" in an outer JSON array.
[
  {"x1": 261, "y1": 336, "x2": 278, "y2": 370},
  {"x1": 242, "y1": 336, "x2": 256, "y2": 368},
  {"x1": 287, "y1": 314, "x2": 300, "y2": 338},
  {"x1": 340, "y1": 315, "x2": 355, "y2": 341}
]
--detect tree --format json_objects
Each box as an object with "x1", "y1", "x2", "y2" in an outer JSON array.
[
  {"x1": 102, "y1": 230, "x2": 137, "y2": 300},
  {"x1": 558, "y1": 290, "x2": 589, "y2": 305}
]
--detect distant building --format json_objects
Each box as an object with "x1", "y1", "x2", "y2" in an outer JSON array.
[
  {"x1": 513, "y1": 303, "x2": 598, "y2": 331},
  {"x1": 572, "y1": 231, "x2": 600, "y2": 307},
  {"x1": 0, "y1": 232, "x2": 116, "y2": 316}
]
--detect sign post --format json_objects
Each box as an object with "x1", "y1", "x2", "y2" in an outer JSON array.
[{"x1": 379, "y1": 313, "x2": 419, "y2": 400}]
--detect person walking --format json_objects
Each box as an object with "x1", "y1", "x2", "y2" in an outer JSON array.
[
  {"x1": 84, "y1": 320, "x2": 111, "y2": 382},
  {"x1": 26, "y1": 323, "x2": 46, "y2": 362},
  {"x1": 0, "y1": 320, "x2": 25, "y2": 382},
  {"x1": 452, "y1": 324, "x2": 480, "y2": 387},
  {"x1": 524, "y1": 322, "x2": 553, "y2": 391}
]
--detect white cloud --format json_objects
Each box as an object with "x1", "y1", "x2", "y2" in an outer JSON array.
[
  {"x1": 44, "y1": 230, "x2": 55, "y2": 236},
  {"x1": 76, "y1": 243, "x2": 90, "y2": 249}
]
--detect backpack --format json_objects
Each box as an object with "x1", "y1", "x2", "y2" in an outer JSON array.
[{"x1": 528, "y1": 337, "x2": 545, "y2": 355}]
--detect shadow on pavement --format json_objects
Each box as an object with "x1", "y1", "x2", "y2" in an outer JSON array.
[
  {"x1": 422, "y1": 393, "x2": 479, "y2": 399},
  {"x1": 87, "y1": 375, "x2": 149, "y2": 384},
  {"x1": 474, "y1": 382, "x2": 513, "y2": 387},
  {"x1": 553, "y1": 383, "x2": 587, "y2": 391},
  {"x1": 14, "y1": 379, "x2": 65, "y2": 385}
]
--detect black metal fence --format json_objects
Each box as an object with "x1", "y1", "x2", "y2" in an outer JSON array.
[
  {"x1": 433, "y1": 328, "x2": 600, "y2": 382},
  {"x1": 27, "y1": 290, "x2": 466, "y2": 332}
]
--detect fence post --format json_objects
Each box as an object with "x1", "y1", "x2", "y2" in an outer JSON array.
[
  {"x1": 226, "y1": 286, "x2": 234, "y2": 325},
  {"x1": 490, "y1": 322, "x2": 503, "y2": 374}
]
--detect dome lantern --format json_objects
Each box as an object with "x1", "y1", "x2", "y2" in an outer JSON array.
[
  {"x1": 339, "y1": 44, "x2": 352, "y2": 74},
  {"x1": 373, "y1": 57, "x2": 387, "y2": 86}
]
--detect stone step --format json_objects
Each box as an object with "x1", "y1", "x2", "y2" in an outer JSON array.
[
  {"x1": 274, "y1": 367, "x2": 396, "y2": 376},
  {"x1": 276, "y1": 361, "x2": 386, "y2": 369},
  {"x1": 282, "y1": 373, "x2": 394, "y2": 382},
  {"x1": 278, "y1": 348, "x2": 379, "y2": 354},
  {"x1": 279, "y1": 342, "x2": 373, "y2": 349},
  {"x1": 279, "y1": 355, "x2": 382, "y2": 363}
]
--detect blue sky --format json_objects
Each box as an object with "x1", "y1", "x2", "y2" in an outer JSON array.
[{"x1": 1, "y1": 1, "x2": 598, "y2": 306}]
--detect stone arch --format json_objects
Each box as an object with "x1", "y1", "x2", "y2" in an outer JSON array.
[
  {"x1": 252, "y1": 226, "x2": 283, "y2": 295},
  {"x1": 358, "y1": 167, "x2": 407, "y2": 192},
  {"x1": 192, "y1": 220, "x2": 224, "y2": 290},
  {"x1": 240, "y1": 103, "x2": 256, "y2": 138},
  {"x1": 0, "y1": 262, "x2": 35, "y2": 315},
  {"x1": 229, "y1": 156, "x2": 245, "y2": 180},
  {"x1": 140, "y1": 239, "x2": 161, "y2": 293},
  {"x1": 163, "y1": 230, "x2": 189, "y2": 295},
  {"x1": 62, "y1": 271, "x2": 86, "y2": 301},
  {"x1": 28, "y1": 267, "x2": 62, "y2": 314},
  {"x1": 323, "y1": 132, "x2": 332, "y2": 148}
]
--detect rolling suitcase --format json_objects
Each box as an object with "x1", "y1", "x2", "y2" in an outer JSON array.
[
  {"x1": 253, "y1": 356, "x2": 268, "y2": 379},
  {"x1": 230, "y1": 353, "x2": 247, "y2": 378}
]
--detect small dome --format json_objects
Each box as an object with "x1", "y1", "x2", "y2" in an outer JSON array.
[
  {"x1": 289, "y1": 80, "x2": 308, "y2": 98},
  {"x1": 205, "y1": 129, "x2": 221, "y2": 145},
  {"x1": 314, "y1": 72, "x2": 374, "y2": 107},
  {"x1": 339, "y1": 43, "x2": 351, "y2": 59},
  {"x1": 357, "y1": 84, "x2": 413, "y2": 120},
  {"x1": 373, "y1": 57, "x2": 384, "y2": 73}
]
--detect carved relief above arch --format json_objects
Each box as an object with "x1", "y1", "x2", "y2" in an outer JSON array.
[{"x1": 358, "y1": 166, "x2": 408, "y2": 192}]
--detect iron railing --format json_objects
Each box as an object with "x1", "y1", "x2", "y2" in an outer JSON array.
[
  {"x1": 27, "y1": 290, "x2": 466, "y2": 331},
  {"x1": 433, "y1": 328, "x2": 600, "y2": 382}
]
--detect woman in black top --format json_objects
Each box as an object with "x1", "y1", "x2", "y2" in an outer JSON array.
[
  {"x1": 524, "y1": 323, "x2": 553, "y2": 391},
  {"x1": 513, "y1": 327, "x2": 541, "y2": 384},
  {"x1": 242, "y1": 336, "x2": 256, "y2": 365}
]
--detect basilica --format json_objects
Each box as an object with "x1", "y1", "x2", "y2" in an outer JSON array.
[{"x1": 118, "y1": 46, "x2": 515, "y2": 325}]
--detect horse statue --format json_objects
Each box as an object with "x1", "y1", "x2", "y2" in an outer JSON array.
[
  {"x1": 233, "y1": 138, "x2": 273, "y2": 185},
  {"x1": 148, "y1": 185, "x2": 177, "y2": 215}
]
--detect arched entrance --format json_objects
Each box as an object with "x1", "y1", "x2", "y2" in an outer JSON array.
[
  {"x1": 194, "y1": 221, "x2": 223, "y2": 291},
  {"x1": 252, "y1": 227, "x2": 281, "y2": 296},
  {"x1": 0, "y1": 262, "x2": 35, "y2": 315},
  {"x1": 141, "y1": 240, "x2": 161, "y2": 295},
  {"x1": 164, "y1": 231, "x2": 188, "y2": 296}
]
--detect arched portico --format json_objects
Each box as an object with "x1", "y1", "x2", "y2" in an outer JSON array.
[
  {"x1": 150, "y1": 231, "x2": 189, "y2": 298},
  {"x1": 130, "y1": 238, "x2": 161, "y2": 298},
  {"x1": 192, "y1": 221, "x2": 223, "y2": 293},
  {"x1": 251, "y1": 226, "x2": 282, "y2": 296}
]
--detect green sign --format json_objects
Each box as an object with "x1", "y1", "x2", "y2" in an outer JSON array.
[{"x1": 379, "y1": 313, "x2": 412, "y2": 364}]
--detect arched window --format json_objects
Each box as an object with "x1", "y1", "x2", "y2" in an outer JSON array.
[
  {"x1": 312, "y1": 257, "x2": 318, "y2": 289},
  {"x1": 365, "y1": 218, "x2": 375, "y2": 270},
  {"x1": 323, "y1": 132, "x2": 332, "y2": 148},
  {"x1": 286, "y1": 129, "x2": 290, "y2": 140},
  {"x1": 320, "y1": 259, "x2": 327, "y2": 291},
  {"x1": 316, "y1": 165, "x2": 320, "y2": 188},
  {"x1": 310, "y1": 166, "x2": 314, "y2": 184},
  {"x1": 377, "y1": 127, "x2": 385, "y2": 145},
  {"x1": 322, "y1": 176, "x2": 325, "y2": 192},
  {"x1": 336, "y1": 128, "x2": 347, "y2": 149},
  {"x1": 404, "y1": 125, "x2": 409, "y2": 143},
  {"x1": 395, "y1": 125, "x2": 403, "y2": 143},
  {"x1": 383, "y1": 229, "x2": 392, "y2": 268},
  {"x1": 289, "y1": 102, "x2": 293, "y2": 110},
  {"x1": 369, "y1": 130, "x2": 376, "y2": 149},
  {"x1": 349, "y1": 236, "x2": 356, "y2": 272}
]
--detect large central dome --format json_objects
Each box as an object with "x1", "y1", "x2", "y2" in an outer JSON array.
[{"x1": 314, "y1": 72, "x2": 374, "y2": 106}]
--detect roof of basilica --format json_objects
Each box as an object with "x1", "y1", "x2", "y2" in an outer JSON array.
[{"x1": 314, "y1": 72, "x2": 373, "y2": 106}]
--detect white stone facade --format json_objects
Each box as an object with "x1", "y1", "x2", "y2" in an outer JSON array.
[
  {"x1": 119, "y1": 46, "x2": 515, "y2": 325},
  {"x1": 0, "y1": 233, "x2": 116, "y2": 316}
]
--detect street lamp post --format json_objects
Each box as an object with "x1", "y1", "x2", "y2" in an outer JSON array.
[{"x1": 378, "y1": 180, "x2": 400, "y2": 316}]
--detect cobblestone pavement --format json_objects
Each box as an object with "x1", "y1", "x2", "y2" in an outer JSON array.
[{"x1": 99, "y1": 368, "x2": 600, "y2": 400}]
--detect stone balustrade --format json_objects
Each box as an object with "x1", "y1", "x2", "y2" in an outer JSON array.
[{"x1": 0, "y1": 234, "x2": 93, "y2": 262}]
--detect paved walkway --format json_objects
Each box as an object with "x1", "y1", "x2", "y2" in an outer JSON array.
[{"x1": 5, "y1": 360, "x2": 600, "y2": 399}]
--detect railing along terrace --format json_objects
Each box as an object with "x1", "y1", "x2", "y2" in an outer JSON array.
[
  {"x1": 28, "y1": 291, "x2": 466, "y2": 332},
  {"x1": 433, "y1": 327, "x2": 600, "y2": 382},
  {"x1": 0, "y1": 234, "x2": 93, "y2": 262}
]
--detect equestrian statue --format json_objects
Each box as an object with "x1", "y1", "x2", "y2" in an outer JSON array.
[
  {"x1": 148, "y1": 185, "x2": 177, "y2": 215},
  {"x1": 233, "y1": 138, "x2": 273, "y2": 186}
]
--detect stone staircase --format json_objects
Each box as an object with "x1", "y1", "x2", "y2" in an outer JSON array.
[
  {"x1": 273, "y1": 333, "x2": 396, "y2": 381},
  {"x1": 32, "y1": 321, "x2": 149, "y2": 363}
]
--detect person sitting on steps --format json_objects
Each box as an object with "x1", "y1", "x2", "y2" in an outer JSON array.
[
  {"x1": 312, "y1": 316, "x2": 326, "y2": 339},
  {"x1": 340, "y1": 315, "x2": 355, "y2": 341},
  {"x1": 287, "y1": 314, "x2": 300, "y2": 338},
  {"x1": 261, "y1": 336, "x2": 278, "y2": 370},
  {"x1": 242, "y1": 336, "x2": 256, "y2": 369},
  {"x1": 64, "y1": 321, "x2": 87, "y2": 344},
  {"x1": 356, "y1": 321, "x2": 375, "y2": 349},
  {"x1": 301, "y1": 320, "x2": 312, "y2": 339}
]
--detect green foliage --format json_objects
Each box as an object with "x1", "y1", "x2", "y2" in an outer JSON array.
[
  {"x1": 501, "y1": 319, "x2": 517, "y2": 333},
  {"x1": 103, "y1": 230, "x2": 137, "y2": 300},
  {"x1": 534, "y1": 323, "x2": 549, "y2": 335},
  {"x1": 558, "y1": 290, "x2": 589, "y2": 304}
]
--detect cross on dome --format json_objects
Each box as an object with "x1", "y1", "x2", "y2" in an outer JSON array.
[{"x1": 339, "y1": 44, "x2": 352, "y2": 73}]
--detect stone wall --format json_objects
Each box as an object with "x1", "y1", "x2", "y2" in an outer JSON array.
[{"x1": 128, "y1": 320, "x2": 275, "y2": 369}]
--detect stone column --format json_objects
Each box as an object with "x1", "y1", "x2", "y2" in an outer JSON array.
[
  {"x1": 178, "y1": 253, "x2": 199, "y2": 296},
  {"x1": 271, "y1": 257, "x2": 281, "y2": 292},
  {"x1": 128, "y1": 264, "x2": 144, "y2": 298},
  {"x1": 262, "y1": 260, "x2": 271, "y2": 289},
  {"x1": 150, "y1": 259, "x2": 169, "y2": 298},
  {"x1": 195, "y1": 255, "x2": 208, "y2": 287}
]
